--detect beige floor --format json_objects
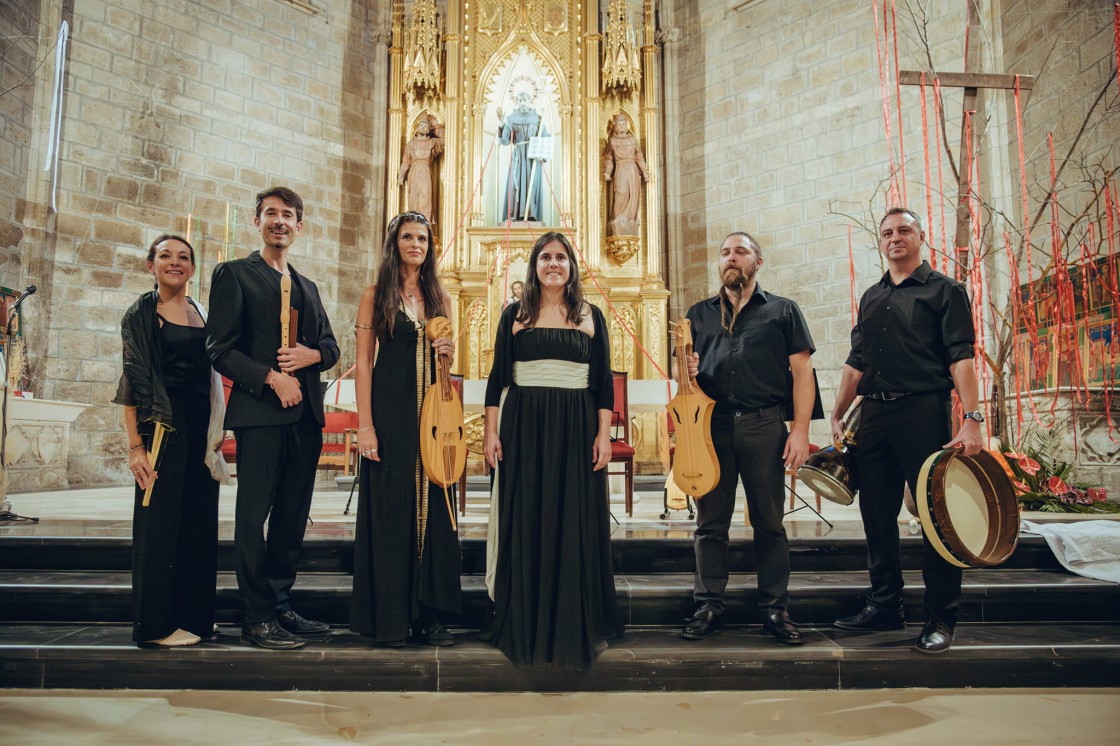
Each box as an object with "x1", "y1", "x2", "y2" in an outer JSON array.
[{"x1": 0, "y1": 688, "x2": 1118, "y2": 744}]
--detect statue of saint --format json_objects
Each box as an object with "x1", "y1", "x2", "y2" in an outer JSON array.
[
  {"x1": 498, "y1": 93, "x2": 549, "y2": 223},
  {"x1": 399, "y1": 115, "x2": 444, "y2": 222},
  {"x1": 603, "y1": 114, "x2": 650, "y2": 237}
]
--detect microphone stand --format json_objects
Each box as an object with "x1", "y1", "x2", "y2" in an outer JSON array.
[{"x1": 0, "y1": 303, "x2": 39, "y2": 523}]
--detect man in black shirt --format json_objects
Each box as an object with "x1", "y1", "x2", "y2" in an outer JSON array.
[
  {"x1": 680, "y1": 232, "x2": 817, "y2": 645},
  {"x1": 831, "y1": 207, "x2": 983, "y2": 654}
]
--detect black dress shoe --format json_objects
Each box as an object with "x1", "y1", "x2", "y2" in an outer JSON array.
[
  {"x1": 681, "y1": 608, "x2": 721, "y2": 640},
  {"x1": 915, "y1": 620, "x2": 954, "y2": 654},
  {"x1": 240, "y1": 620, "x2": 306, "y2": 650},
  {"x1": 833, "y1": 604, "x2": 906, "y2": 631},
  {"x1": 763, "y1": 610, "x2": 803, "y2": 645},
  {"x1": 413, "y1": 621, "x2": 455, "y2": 647},
  {"x1": 277, "y1": 609, "x2": 330, "y2": 635}
]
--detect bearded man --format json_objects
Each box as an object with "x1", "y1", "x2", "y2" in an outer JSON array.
[{"x1": 678, "y1": 232, "x2": 818, "y2": 645}]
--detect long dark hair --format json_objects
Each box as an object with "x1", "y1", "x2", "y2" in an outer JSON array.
[
  {"x1": 372, "y1": 211, "x2": 447, "y2": 339},
  {"x1": 515, "y1": 231, "x2": 586, "y2": 327}
]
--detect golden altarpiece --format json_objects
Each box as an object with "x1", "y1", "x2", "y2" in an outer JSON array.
[{"x1": 386, "y1": 0, "x2": 670, "y2": 470}]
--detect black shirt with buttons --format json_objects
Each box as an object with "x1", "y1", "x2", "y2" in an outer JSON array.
[
  {"x1": 845, "y1": 260, "x2": 975, "y2": 395},
  {"x1": 686, "y1": 283, "x2": 816, "y2": 415}
]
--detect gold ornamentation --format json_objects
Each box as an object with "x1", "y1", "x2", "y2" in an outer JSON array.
[
  {"x1": 602, "y1": 0, "x2": 641, "y2": 93},
  {"x1": 404, "y1": 0, "x2": 441, "y2": 93},
  {"x1": 605, "y1": 235, "x2": 640, "y2": 265}
]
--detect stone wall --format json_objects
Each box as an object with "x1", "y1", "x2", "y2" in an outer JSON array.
[
  {"x1": 665, "y1": 0, "x2": 1119, "y2": 497},
  {"x1": 0, "y1": 0, "x2": 39, "y2": 289},
  {"x1": 666, "y1": 0, "x2": 968, "y2": 440},
  {"x1": 11, "y1": 0, "x2": 390, "y2": 488}
]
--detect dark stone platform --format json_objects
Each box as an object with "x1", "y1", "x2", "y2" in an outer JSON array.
[{"x1": 2, "y1": 506, "x2": 1119, "y2": 692}]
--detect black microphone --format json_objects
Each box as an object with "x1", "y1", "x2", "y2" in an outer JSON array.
[{"x1": 10, "y1": 285, "x2": 36, "y2": 313}]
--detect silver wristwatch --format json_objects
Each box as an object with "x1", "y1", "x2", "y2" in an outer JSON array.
[{"x1": 962, "y1": 410, "x2": 985, "y2": 423}]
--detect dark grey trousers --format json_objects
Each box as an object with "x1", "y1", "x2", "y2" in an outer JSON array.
[{"x1": 692, "y1": 406, "x2": 790, "y2": 615}]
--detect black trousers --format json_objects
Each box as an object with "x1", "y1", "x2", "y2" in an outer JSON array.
[
  {"x1": 693, "y1": 406, "x2": 790, "y2": 615},
  {"x1": 855, "y1": 392, "x2": 962, "y2": 624},
  {"x1": 132, "y1": 393, "x2": 219, "y2": 642},
  {"x1": 233, "y1": 405, "x2": 323, "y2": 624}
]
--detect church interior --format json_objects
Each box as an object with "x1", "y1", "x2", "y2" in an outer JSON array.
[{"x1": 1, "y1": 0, "x2": 1119, "y2": 741}]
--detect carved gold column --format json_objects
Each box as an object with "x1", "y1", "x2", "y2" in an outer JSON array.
[
  {"x1": 385, "y1": 1, "x2": 407, "y2": 218},
  {"x1": 582, "y1": 9, "x2": 602, "y2": 270},
  {"x1": 638, "y1": 0, "x2": 668, "y2": 380},
  {"x1": 443, "y1": 6, "x2": 464, "y2": 373}
]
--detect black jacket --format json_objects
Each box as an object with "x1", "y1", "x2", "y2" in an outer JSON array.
[{"x1": 205, "y1": 251, "x2": 339, "y2": 429}]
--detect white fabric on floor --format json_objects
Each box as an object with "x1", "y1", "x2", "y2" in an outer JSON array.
[{"x1": 1021, "y1": 519, "x2": 1120, "y2": 584}]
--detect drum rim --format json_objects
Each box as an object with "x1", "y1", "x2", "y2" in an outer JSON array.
[
  {"x1": 918, "y1": 448, "x2": 1020, "y2": 568},
  {"x1": 796, "y1": 464, "x2": 856, "y2": 506}
]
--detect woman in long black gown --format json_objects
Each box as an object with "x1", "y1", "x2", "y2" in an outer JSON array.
[
  {"x1": 350, "y1": 211, "x2": 462, "y2": 646},
  {"x1": 483, "y1": 231, "x2": 620, "y2": 669},
  {"x1": 114, "y1": 234, "x2": 230, "y2": 647}
]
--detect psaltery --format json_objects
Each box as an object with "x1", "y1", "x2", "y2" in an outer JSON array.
[
  {"x1": 666, "y1": 318, "x2": 719, "y2": 498},
  {"x1": 419, "y1": 317, "x2": 464, "y2": 531}
]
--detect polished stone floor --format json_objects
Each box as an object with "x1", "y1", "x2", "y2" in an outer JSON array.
[{"x1": 1, "y1": 688, "x2": 1118, "y2": 744}]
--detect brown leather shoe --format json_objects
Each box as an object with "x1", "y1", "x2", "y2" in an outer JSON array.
[{"x1": 763, "y1": 609, "x2": 803, "y2": 645}]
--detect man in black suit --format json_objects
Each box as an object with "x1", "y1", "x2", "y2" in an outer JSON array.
[{"x1": 206, "y1": 186, "x2": 339, "y2": 650}]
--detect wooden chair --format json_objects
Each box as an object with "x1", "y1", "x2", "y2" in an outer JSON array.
[
  {"x1": 607, "y1": 370, "x2": 635, "y2": 517},
  {"x1": 319, "y1": 411, "x2": 359, "y2": 475}
]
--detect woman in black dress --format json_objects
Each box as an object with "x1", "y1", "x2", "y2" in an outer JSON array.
[
  {"x1": 114, "y1": 234, "x2": 230, "y2": 647},
  {"x1": 483, "y1": 231, "x2": 620, "y2": 668},
  {"x1": 350, "y1": 211, "x2": 462, "y2": 646}
]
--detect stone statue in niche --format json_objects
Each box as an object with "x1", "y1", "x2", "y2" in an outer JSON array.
[
  {"x1": 399, "y1": 114, "x2": 444, "y2": 222},
  {"x1": 603, "y1": 114, "x2": 650, "y2": 237},
  {"x1": 498, "y1": 92, "x2": 550, "y2": 223}
]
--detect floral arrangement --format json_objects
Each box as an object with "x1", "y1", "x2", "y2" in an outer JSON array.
[{"x1": 1001, "y1": 434, "x2": 1118, "y2": 514}]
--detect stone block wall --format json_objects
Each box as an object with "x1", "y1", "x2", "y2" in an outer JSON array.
[
  {"x1": 666, "y1": 0, "x2": 968, "y2": 441},
  {"x1": 0, "y1": 0, "x2": 39, "y2": 290},
  {"x1": 11, "y1": 0, "x2": 390, "y2": 488}
]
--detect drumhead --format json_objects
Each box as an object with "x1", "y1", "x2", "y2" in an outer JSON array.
[
  {"x1": 797, "y1": 466, "x2": 855, "y2": 506},
  {"x1": 917, "y1": 449, "x2": 1020, "y2": 568}
]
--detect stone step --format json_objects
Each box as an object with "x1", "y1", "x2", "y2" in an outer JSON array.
[
  {"x1": 2, "y1": 568, "x2": 1116, "y2": 627},
  {"x1": 2, "y1": 622, "x2": 1117, "y2": 692},
  {"x1": 0, "y1": 529, "x2": 1064, "y2": 575}
]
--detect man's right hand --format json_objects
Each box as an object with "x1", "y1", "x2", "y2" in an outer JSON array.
[
  {"x1": 268, "y1": 370, "x2": 302, "y2": 408},
  {"x1": 829, "y1": 413, "x2": 846, "y2": 444}
]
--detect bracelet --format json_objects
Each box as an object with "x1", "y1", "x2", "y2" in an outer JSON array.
[
  {"x1": 128, "y1": 444, "x2": 145, "y2": 453},
  {"x1": 357, "y1": 425, "x2": 374, "y2": 433},
  {"x1": 354, "y1": 323, "x2": 372, "y2": 330}
]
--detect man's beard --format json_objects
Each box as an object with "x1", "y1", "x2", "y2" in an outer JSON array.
[{"x1": 721, "y1": 266, "x2": 753, "y2": 289}]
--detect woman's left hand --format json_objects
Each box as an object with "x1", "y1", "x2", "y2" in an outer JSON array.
[
  {"x1": 432, "y1": 336, "x2": 455, "y2": 363},
  {"x1": 592, "y1": 430, "x2": 612, "y2": 471}
]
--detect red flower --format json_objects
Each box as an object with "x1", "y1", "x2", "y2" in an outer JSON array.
[
  {"x1": 1018, "y1": 457, "x2": 1041, "y2": 476},
  {"x1": 1004, "y1": 451, "x2": 1024, "y2": 459},
  {"x1": 1048, "y1": 476, "x2": 1069, "y2": 494},
  {"x1": 1012, "y1": 480, "x2": 1030, "y2": 493}
]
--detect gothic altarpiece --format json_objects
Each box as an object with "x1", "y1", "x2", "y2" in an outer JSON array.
[{"x1": 387, "y1": 0, "x2": 670, "y2": 468}]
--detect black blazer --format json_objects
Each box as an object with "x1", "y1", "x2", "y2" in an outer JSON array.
[{"x1": 205, "y1": 251, "x2": 339, "y2": 429}]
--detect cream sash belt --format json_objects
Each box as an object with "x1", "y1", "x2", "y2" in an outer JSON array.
[
  {"x1": 486, "y1": 359, "x2": 591, "y2": 598},
  {"x1": 512, "y1": 359, "x2": 589, "y2": 388}
]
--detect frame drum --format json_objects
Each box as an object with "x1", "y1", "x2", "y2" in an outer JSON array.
[
  {"x1": 796, "y1": 445, "x2": 856, "y2": 506},
  {"x1": 916, "y1": 449, "x2": 1020, "y2": 568}
]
